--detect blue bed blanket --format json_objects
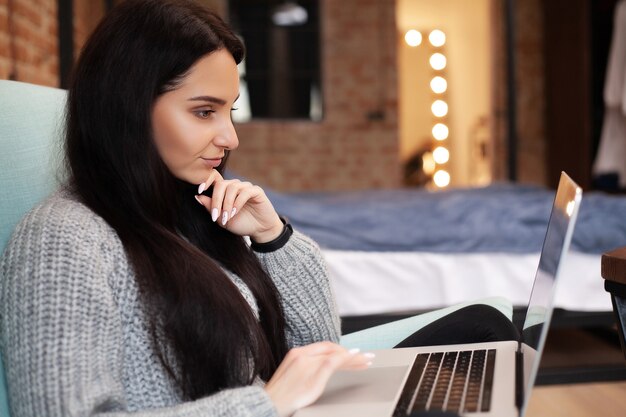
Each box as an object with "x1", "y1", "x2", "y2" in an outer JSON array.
[{"x1": 265, "y1": 184, "x2": 626, "y2": 254}]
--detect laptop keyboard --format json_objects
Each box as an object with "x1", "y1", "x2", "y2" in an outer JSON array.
[{"x1": 394, "y1": 349, "x2": 497, "y2": 415}]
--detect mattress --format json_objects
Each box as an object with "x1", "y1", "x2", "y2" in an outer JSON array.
[{"x1": 322, "y1": 249, "x2": 609, "y2": 316}]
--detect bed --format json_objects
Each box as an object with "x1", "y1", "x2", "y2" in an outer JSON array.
[{"x1": 265, "y1": 183, "x2": 626, "y2": 323}]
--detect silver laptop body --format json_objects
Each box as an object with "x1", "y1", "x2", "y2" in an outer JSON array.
[{"x1": 296, "y1": 172, "x2": 582, "y2": 417}]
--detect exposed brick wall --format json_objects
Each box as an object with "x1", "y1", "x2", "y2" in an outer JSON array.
[
  {"x1": 0, "y1": 0, "x2": 104, "y2": 87},
  {"x1": 228, "y1": 0, "x2": 402, "y2": 192},
  {"x1": 0, "y1": 0, "x2": 58, "y2": 87}
]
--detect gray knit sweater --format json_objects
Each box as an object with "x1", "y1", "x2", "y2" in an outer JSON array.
[{"x1": 0, "y1": 190, "x2": 341, "y2": 417}]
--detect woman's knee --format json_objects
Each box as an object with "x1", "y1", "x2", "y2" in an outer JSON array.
[{"x1": 394, "y1": 304, "x2": 519, "y2": 348}]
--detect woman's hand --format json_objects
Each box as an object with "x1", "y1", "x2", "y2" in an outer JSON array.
[
  {"x1": 264, "y1": 342, "x2": 374, "y2": 417},
  {"x1": 195, "y1": 171, "x2": 284, "y2": 242}
]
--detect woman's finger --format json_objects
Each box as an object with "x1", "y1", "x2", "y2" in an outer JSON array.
[
  {"x1": 196, "y1": 170, "x2": 224, "y2": 222},
  {"x1": 276, "y1": 344, "x2": 373, "y2": 382},
  {"x1": 339, "y1": 351, "x2": 375, "y2": 370},
  {"x1": 207, "y1": 178, "x2": 228, "y2": 222},
  {"x1": 197, "y1": 170, "x2": 224, "y2": 195},
  {"x1": 282, "y1": 342, "x2": 343, "y2": 364},
  {"x1": 213, "y1": 179, "x2": 242, "y2": 225},
  {"x1": 230, "y1": 184, "x2": 265, "y2": 214},
  {"x1": 220, "y1": 181, "x2": 252, "y2": 224},
  {"x1": 313, "y1": 349, "x2": 360, "y2": 381}
]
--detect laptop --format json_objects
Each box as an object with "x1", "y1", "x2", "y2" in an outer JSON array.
[{"x1": 296, "y1": 171, "x2": 583, "y2": 417}]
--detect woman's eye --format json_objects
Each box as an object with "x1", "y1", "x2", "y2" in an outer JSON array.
[{"x1": 195, "y1": 110, "x2": 214, "y2": 119}]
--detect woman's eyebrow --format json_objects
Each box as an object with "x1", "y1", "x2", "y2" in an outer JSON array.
[
  {"x1": 188, "y1": 95, "x2": 227, "y2": 105},
  {"x1": 188, "y1": 94, "x2": 241, "y2": 105}
]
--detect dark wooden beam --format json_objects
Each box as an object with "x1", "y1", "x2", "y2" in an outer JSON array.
[
  {"x1": 57, "y1": 0, "x2": 74, "y2": 89},
  {"x1": 543, "y1": 0, "x2": 592, "y2": 189},
  {"x1": 505, "y1": 0, "x2": 517, "y2": 182}
]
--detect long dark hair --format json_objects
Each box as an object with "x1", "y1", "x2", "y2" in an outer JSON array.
[{"x1": 65, "y1": 0, "x2": 288, "y2": 399}]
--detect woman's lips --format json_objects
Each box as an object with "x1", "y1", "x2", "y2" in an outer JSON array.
[{"x1": 201, "y1": 157, "x2": 222, "y2": 168}]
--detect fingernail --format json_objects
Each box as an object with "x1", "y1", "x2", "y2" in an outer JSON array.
[
  {"x1": 231, "y1": 207, "x2": 237, "y2": 218},
  {"x1": 194, "y1": 195, "x2": 203, "y2": 206},
  {"x1": 222, "y1": 211, "x2": 229, "y2": 225},
  {"x1": 198, "y1": 183, "x2": 206, "y2": 194},
  {"x1": 348, "y1": 348, "x2": 360, "y2": 354},
  {"x1": 363, "y1": 352, "x2": 376, "y2": 359},
  {"x1": 211, "y1": 208, "x2": 219, "y2": 222}
]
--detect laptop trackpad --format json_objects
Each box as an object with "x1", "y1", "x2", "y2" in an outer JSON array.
[{"x1": 314, "y1": 365, "x2": 407, "y2": 405}]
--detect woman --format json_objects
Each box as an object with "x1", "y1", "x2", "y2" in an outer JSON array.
[{"x1": 0, "y1": 1, "x2": 371, "y2": 416}]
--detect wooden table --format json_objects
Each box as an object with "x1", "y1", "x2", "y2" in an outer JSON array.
[{"x1": 602, "y1": 247, "x2": 626, "y2": 286}]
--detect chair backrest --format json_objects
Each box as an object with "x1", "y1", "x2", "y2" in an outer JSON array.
[
  {"x1": 0, "y1": 80, "x2": 67, "y2": 253},
  {"x1": 0, "y1": 80, "x2": 68, "y2": 417}
]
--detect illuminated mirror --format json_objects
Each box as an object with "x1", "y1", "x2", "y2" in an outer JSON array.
[{"x1": 398, "y1": 0, "x2": 494, "y2": 188}]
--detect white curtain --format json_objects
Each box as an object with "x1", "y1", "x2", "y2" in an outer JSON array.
[{"x1": 593, "y1": 0, "x2": 626, "y2": 187}]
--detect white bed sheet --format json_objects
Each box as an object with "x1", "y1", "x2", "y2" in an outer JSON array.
[{"x1": 322, "y1": 250, "x2": 610, "y2": 316}]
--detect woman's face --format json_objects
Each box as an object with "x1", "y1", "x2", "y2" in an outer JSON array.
[{"x1": 152, "y1": 49, "x2": 240, "y2": 184}]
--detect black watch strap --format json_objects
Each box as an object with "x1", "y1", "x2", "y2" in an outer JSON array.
[{"x1": 250, "y1": 217, "x2": 293, "y2": 253}]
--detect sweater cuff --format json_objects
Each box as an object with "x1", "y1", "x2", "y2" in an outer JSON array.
[{"x1": 250, "y1": 217, "x2": 293, "y2": 253}]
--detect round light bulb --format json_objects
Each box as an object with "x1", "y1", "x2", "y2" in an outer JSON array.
[
  {"x1": 404, "y1": 29, "x2": 422, "y2": 47},
  {"x1": 430, "y1": 53, "x2": 447, "y2": 70},
  {"x1": 433, "y1": 146, "x2": 450, "y2": 164},
  {"x1": 433, "y1": 170, "x2": 451, "y2": 187},
  {"x1": 430, "y1": 76, "x2": 447, "y2": 94},
  {"x1": 431, "y1": 100, "x2": 448, "y2": 117},
  {"x1": 432, "y1": 123, "x2": 449, "y2": 140},
  {"x1": 429, "y1": 30, "x2": 446, "y2": 47},
  {"x1": 422, "y1": 152, "x2": 436, "y2": 176}
]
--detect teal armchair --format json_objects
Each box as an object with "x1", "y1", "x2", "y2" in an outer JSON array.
[{"x1": 0, "y1": 80, "x2": 68, "y2": 417}]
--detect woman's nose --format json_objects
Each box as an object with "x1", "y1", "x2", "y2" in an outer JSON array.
[{"x1": 214, "y1": 119, "x2": 239, "y2": 150}]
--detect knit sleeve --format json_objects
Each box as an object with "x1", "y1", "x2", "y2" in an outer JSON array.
[
  {"x1": 0, "y1": 197, "x2": 277, "y2": 417},
  {"x1": 254, "y1": 230, "x2": 341, "y2": 347}
]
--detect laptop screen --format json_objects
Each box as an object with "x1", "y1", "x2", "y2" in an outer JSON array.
[{"x1": 519, "y1": 172, "x2": 582, "y2": 411}]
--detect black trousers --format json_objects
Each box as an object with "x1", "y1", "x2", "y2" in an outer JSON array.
[{"x1": 394, "y1": 304, "x2": 519, "y2": 348}]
